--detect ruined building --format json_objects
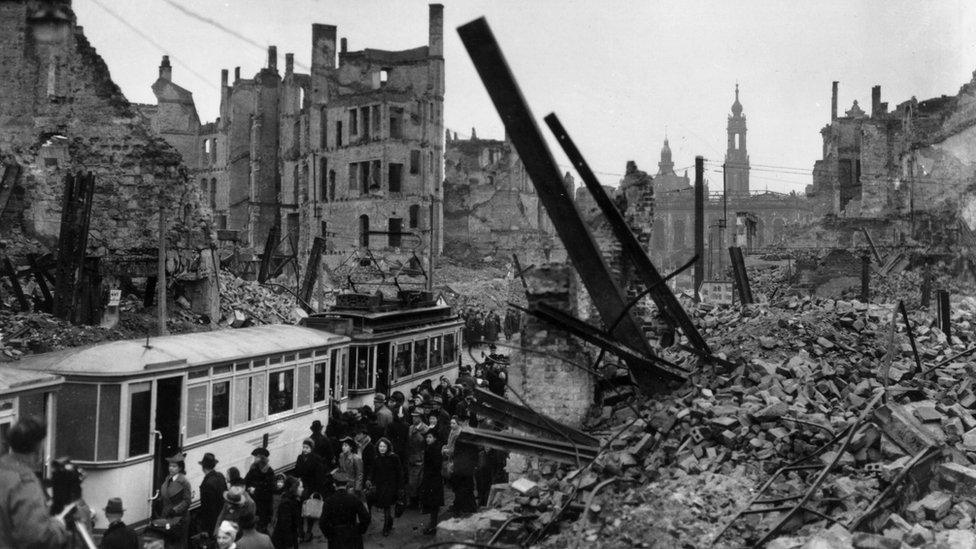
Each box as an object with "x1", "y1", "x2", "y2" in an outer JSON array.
[
  {"x1": 0, "y1": 0, "x2": 217, "y2": 318},
  {"x1": 650, "y1": 88, "x2": 817, "y2": 283},
  {"x1": 142, "y1": 5, "x2": 446, "y2": 272},
  {"x1": 441, "y1": 129, "x2": 566, "y2": 263},
  {"x1": 808, "y1": 77, "x2": 976, "y2": 247}
]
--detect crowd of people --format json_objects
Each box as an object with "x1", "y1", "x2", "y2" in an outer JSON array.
[
  {"x1": 0, "y1": 346, "x2": 512, "y2": 549},
  {"x1": 460, "y1": 308, "x2": 522, "y2": 347}
]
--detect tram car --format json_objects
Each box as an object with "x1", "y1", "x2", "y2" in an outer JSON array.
[
  {"x1": 8, "y1": 324, "x2": 350, "y2": 530},
  {"x1": 301, "y1": 289, "x2": 464, "y2": 409}
]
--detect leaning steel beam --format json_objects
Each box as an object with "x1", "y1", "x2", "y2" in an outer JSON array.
[
  {"x1": 471, "y1": 387, "x2": 600, "y2": 447},
  {"x1": 458, "y1": 428, "x2": 599, "y2": 465},
  {"x1": 544, "y1": 114, "x2": 711, "y2": 355},
  {"x1": 298, "y1": 236, "x2": 325, "y2": 309},
  {"x1": 457, "y1": 18, "x2": 667, "y2": 393},
  {"x1": 526, "y1": 302, "x2": 688, "y2": 381}
]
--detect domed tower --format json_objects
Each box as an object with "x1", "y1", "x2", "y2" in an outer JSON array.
[{"x1": 725, "y1": 84, "x2": 750, "y2": 194}]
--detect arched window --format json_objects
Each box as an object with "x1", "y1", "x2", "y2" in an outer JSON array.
[
  {"x1": 408, "y1": 205, "x2": 420, "y2": 228},
  {"x1": 200, "y1": 178, "x2": 208, "y2": 197},
  {"x1": 359, "y1": 215, "x2": 370, "y2": 247}
]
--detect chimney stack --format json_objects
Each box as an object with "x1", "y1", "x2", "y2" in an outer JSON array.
[
  {"x1": 311, "y1": 24, "x2": 337, "y2": 70},
  {"x1": 268, "y1": 45, "x2": 277, "y2": 71},
  {"x1": 831, "y1": 81, "x2": 838, "y2": 121},
  {"x1": 220, "y1": 68, "x2": 228, "y2": 88},
  {"x1": 340, "y1": 37, "x2": 347, "y2": 53},
  {"x1": 159, "y1": 55, "x2": 172, "y2": 81},
  {"x1": 285, "y1": 53, "x2": 294, "y2": 75},
  {"x1": 428, "y1": 4, "x2": 444, "y2": 58},
  {"x1": 871, "y1": 85, "x2": 882, "y2": 118},
  {"x1": 234, "y1": 66, "x2": 241, "y2": 81}
]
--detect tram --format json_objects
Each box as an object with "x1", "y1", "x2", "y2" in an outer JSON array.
[
  {"x1": 8, "y1": 324, "x2": 350, "y2": 529},
  {"x1": 302, "y1": 290, "x2": 465, "y2": 409}
]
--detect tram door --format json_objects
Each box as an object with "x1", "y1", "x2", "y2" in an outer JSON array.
[
  {"x1": 376, "y1": 343, "x2": 391, "y2": 397},
  {"x1": 152, "y1": 376, "x2": 183, "y2": 497}
]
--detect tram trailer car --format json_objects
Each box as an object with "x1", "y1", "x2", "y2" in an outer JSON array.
[
  {"x1": 9, "y1": 324, "x2": 350, "y2": 530},
  {"x1": 301, "y1": 291, "x2": 464, "y2": 410}
]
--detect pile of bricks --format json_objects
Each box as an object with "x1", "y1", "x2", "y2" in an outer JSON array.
[{"x1": 217, "y1": 270, "x2": 300, "y2": 326}]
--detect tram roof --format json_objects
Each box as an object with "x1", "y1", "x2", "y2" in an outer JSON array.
[
  {"x1": 9, "y1": 325, "x2": 349, "y2": 378},
  {"x1": 0, "y1": 367, "x2": 63, "y2": 396}
]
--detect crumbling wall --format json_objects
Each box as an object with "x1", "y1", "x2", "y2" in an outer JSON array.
[
  {"x1": 508, "y1": 263, "x2": 593, "y2": 426},
  {"x1": 0, "y1": 3, "x2": 212, "y2": 254}
]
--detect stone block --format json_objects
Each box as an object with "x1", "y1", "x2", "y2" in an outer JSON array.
[
  {"x1": 919, "y1": 490, "x2": 953, "y2": 520},
  {"x1": 938, "y1": 462, "x2": 976, "y2": 497}
]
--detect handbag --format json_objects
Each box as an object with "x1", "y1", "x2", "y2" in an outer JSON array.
[{"x1": 302, "y1": 492, "x2": 324, "y2": 518}]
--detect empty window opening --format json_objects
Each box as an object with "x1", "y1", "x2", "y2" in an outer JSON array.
[
  {"x1": 293, "y1": 165, "x2": 300, "y2": 205},
  {"x1": 359, "y1": 215, "x2": 370, "y2": 247},
  {"x1": 319, "y1": 158, "x2": 328, "y2": 201},
  {"x1": 410, "y1": 150, "x2": 420, "y2": 174},
  {"x1": 390, "y1": 107, "x2": 403, "y2": 139},
  {"x1": 360, "y1": 106, "x2": 371, "y2": 140},
  {"x1": 388, "y1": 163, "x2": 403, "y2": 193},
  {"x1": 380, "y1": 69, "x2": 390, "y2": 85},
  {"x1": 203, "y1": 139, "x2": 211, "y2": 156},
  {"x1": 210, "y1": 178, "x2": 217, "y2": 210},
  {"x1": 321, "y1": 221, "x2": 328, "y2": 237},
  {"x1": 734, "y1": 133, "x2": 740, "y2": 150},
  {"x1": 388, "y1": 217, "x2": 402, "y2": 248},
  {"x1": 369, "y1": 160, "x2": 381, "y2": 191},
  {"x1": 336, "y1": 120, "x2": 343, "y2": 147},
  {"x1": 320, "y1": 107, "x2": 328, "y2": 149},
  {"x1": 349, "y1": 109, "x2": 358, "y2": 135},
  {"x1": 328, "y1": 170, "x2": 336, "y2": 201},
  {"x1": 409, "y1": 204, "x2": 420, "y2": 229},
  {"x1": 348, "y1": 163, "x2": 358, "y2": 191},
  {"x1": 360, "y1": 161, "x2": 371, "y2": 195}
]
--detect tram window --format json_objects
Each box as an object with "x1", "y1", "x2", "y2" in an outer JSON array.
[
  {"x1": 254, "y1": 358, "x2": 268, "y2": 368},
  {"x1": 251, "y1": 375, "x2": 266, "y2": 420},
  {"x1": 313, "y1": 363, "x2": 326, "y2": 402},
  {"x1": 0, "y1": 422, "x2": 8, "y2": 454},
  {"x1": 444, "y1": 333, "x2": 457, "y2": 365},
  {"x1": 395, "y1": 343, "x2": 412, "y2": 378},
  {"x1": 189, "y1": 369, "x2": 209, "y2": 379},
  {"x1": 297, "y1": 365, "x2": 311, "y2": 407},
  {"x1": 413, "y1": 339, "x2": 428, "y2": 374},
  {"x1": 299, "y1": 351, "x2": 312, "y2": 359},
  {"x1": 58, "y1": 384, "x2": 97, "y2": 461},
  {"x1": 235, "y1": 362, "x2": 250, "y2": 371},
  {"x1": 212, "y1": 365, "x2": 233, "y2": 375},
  {"x1": 284, "y1": 354, "x2": 296, "y2": 363},
  {"x1": 18, "y1": 393, "x2": 43, "y2": 421},
  {"x1": 234, "y1": 377, "x2": 249, "y2": 424},
  {"x1": 339, "y1": 351, "x2": 348, "y2": 398},
  {"x1": 212, "y1": 381, "x2": 230, "y2": 430},
  {"x1": 269, "y1": 356, "x2": 283, "y2": 365},
  {"x1": 430, "y1": 336, "x2": 442, "y2": 368},
  {"x1": 349, "y1": 346, "x2": 375, "y2": 390},
  {"x1": 186, "y1": 384, "x2": 208, "y2": 439},
  {"x1": 128, "y1": 384, "x2": 151, "y2": 458},
  {"x1": 269, "y1": 370, "x2": 294, "y2": 414},
  {"x1": 97, "y1": 384, "x2": 120, "y2": 461}
]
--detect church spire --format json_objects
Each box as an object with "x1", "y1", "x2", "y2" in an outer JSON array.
[
  {"x1": 658, "y1": 138, "x2": 674, "y2": 175},
  {"x1": 726, "y1": 83, "x2": 750, "y2": 194},
  {"x1": 731, "y1": 83, "x2": 743, "y2": 116}
]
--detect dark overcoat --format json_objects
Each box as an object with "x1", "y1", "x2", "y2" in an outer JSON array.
[
  {"x1": 369, "y1": 451, "x2": 402, "y2": 508},
  {"x1": 318, "y1": 490, "x2": 370, "y2": 549},
  {"x1": 418, "y1": 442, "x2": 445, "y2": 510}
]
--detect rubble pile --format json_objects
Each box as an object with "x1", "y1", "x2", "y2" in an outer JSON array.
[
  {"x1": 216, "y1": 270, "x2": 299, "y2": 326},
  {"x1": 524, "y1": 295, "x2": 976, "y2": 548}
]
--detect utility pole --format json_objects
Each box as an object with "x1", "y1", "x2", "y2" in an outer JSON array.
[
  {"x1": 427, "y1": 197, "x2": 436, "y2": 292},
  {"x1": 157, "y1": 205, "x2": 168, "y2": 335},
  {"x1": 694, "y1": 157, "x2": 704, "y2": 296},
  {"x1": 719, "y1": 162, "x2": 728, "y2": 280},
  {"x1": 909, "y1": 148, "x2": 916, "y2": 241}
]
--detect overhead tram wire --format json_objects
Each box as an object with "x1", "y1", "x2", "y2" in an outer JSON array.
[
  {"x1": 161, "y1": 0, "x2": 311, "y2": 72},
  {"x1": 88, "y1": 0, "x2": 218, "y2": 91}
]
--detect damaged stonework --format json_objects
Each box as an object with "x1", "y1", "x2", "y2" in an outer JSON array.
[
  {"x1": 508, "y1": 263, "x2": 594, "y2": 427},
  {"x1": 0, "y1": 1, "x2": 217, "y2": 321},
  {"x1": 442, "y1": 130, "x2": 566, "y2": 264}
]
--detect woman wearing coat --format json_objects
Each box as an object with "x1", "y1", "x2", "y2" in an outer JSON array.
[
  {"x1": 271, "y1": 477, "x2": 302, "y2": 549},
  {"x1": 293, "y1": 439, "x2": 325, "y2": 543},
  {"x1": 418, "y1": 432, "x2": 444, "y2": 535},
  {"x1": 158, "y1": 452, "x2": 192, "y2": 549},
  {"x1": 368, "y1": 438, "x2": 403, "y2": 537}
]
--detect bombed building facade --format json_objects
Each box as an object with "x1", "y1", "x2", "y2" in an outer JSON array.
[
  {"x1": 0, "y1": 1, "x2": 217, "y2": 319},
  {"x1": 441, "y1": 129, "x2": 565, "y2": 263},
  {"x1": 808, "y1": 76, "x2": 976, "y2": 249},
  {"x1": 142, "y1": 5, "x2": 446, "y2": 271}
]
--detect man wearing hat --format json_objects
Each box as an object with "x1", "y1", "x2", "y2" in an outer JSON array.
[
  {"x1": 198, "y1": 453, "x2": 226, "y2": 538},
  {"x1": 159, "y1": 452, "x2": 191, "y2": 548},
  {"x1": 244, "y1": 448, "x2": 275, "y2": 533},
  {"x1": 99, "y1": 498, "x2": 138, "y2": 549},
  {"x1": 309, "y1": 420, "x2": 336, "y2": 472},
  {"x1": 374, "y1": 393, "x2": 393, "y2": 431},
  {"x1": 319, "y1": 478, "x2": 370, "y2": 549},
  {"x1": 213, "y1": 467, "x2": 255, "y2": 537}
]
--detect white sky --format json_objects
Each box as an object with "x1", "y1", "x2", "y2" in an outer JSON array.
[{"x1": 73, "y1": 0, "x2": 976, "y2": 192}]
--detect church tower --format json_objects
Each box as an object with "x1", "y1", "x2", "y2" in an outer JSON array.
[
  {"x1": 658, "y1": 138, "x2": 675, "y2": 175},
  {"x1": 725, "y1": 84, "x2": 750, "y2": 194}
]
